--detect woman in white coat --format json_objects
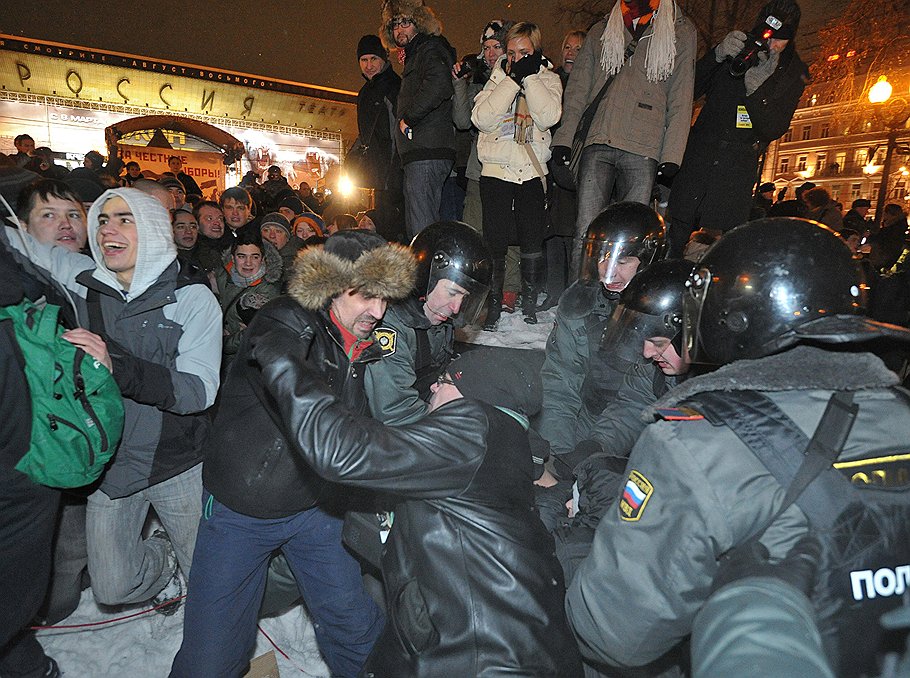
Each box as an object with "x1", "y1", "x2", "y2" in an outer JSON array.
[{"x1": 472, "y1": 22, "x2": 562, "y2": 326}]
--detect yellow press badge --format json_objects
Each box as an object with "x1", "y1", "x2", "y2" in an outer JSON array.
[{"x1": 736, "y1": 105, "x2": 753, "y2": 129}]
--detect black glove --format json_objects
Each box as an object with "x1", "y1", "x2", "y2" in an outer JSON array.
[
  {"x1": 551, "y1": 145, "x2": 572, "y2": 167},
  {"x1": 655, "y1": 162, "x2": 679, "y2": 187},
  {"x1": 712, "y1": 534, "x2": 822, "y2": 595},
  {"x1": 508, "y1": 50, "x2": 543, "y2": 85}
]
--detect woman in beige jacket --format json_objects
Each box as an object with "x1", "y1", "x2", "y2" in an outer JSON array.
[{"x1": 472, "y1": 21, "x2": 562, "y2": 327}]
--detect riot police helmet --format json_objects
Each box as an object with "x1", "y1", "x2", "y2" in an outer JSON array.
[
  {"x1": 602, "y1": 259, "x2": 696, "y2": 365},
  {"x1": 410, "y1": 221, "x2": 493, "y2": 326},
  {"x1": 682, "y1": 218, "x2": 910, "y2": 366},
  {"x1": 577, "y1": 202, "x2": 666, "y2": 294}
]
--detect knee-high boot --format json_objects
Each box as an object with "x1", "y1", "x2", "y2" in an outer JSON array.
[
  {"x1": 521, "y1": 253, "x2": 543, "y2": 325},
  {"x1": 483, "y1": 258, "x2": 506, "y2": 331}
]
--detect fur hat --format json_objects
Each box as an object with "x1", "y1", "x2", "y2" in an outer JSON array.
[
  {"x1": 288, "y1": 230, "x2": 416, "y2": 310},
  {"x1": 380, "y1": 0, "x2": 443, "y2": 50},
  {"x1": 446, "y1": 348, "x2": 542, "y2": 417}
]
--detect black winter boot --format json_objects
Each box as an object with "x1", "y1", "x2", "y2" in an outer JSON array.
[
  {"x1": 483, "y1": 258, "x2": 506, "y2": 331},
  {"x1": 520, "y1": 253, "x2": 543, "y2": 325}
]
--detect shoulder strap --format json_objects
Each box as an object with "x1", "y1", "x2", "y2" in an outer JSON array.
[
  {"x1": 692, "y1": 390, "x2": 858, "y2": 532},
  {"x1": 572, "y1": 37, "x2": 640, "y2": 148}
]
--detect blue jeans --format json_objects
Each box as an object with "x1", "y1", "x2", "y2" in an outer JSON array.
[
  {"x1": 573, "y1": 144, "x2": 657, "y2": 273},
  {"x1": 86, "y1": 463, "x2": 202, "y2": 605},
  {"x1": 403, "y1": 159, "x2": 454, "y2": 239},
  {"x1": 170, "y1": 492, "x2": 384, "y2": 678}
]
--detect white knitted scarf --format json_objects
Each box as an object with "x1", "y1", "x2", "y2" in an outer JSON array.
[{"x1": 600, "y1": 0, "x2": 677, "y2": 82}]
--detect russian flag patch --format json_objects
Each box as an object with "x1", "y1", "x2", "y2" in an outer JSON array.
[{"x1": 619, "y1": 470, "x2": 653, "y2": 522}]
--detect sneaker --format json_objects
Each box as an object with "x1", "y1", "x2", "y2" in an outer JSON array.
[
  {"x1": 502, "y1": 291, "x2": 517, "y2": 313},
  {"x1": 148, "y1": 531, "x2": 184, "y2": 616}
]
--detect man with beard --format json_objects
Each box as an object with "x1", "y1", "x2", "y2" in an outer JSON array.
[{"x1": 381, "y1": 0, "x2": 456, "y2": 238}]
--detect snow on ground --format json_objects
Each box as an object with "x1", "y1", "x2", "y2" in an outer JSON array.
[
  {"x1": 39, "y1": 589, "x2": 329, "y2": 677},
  {"x1": 38, "y1": 317, "x2": 548, "y2": 676},
  {"x1": 456, "y1": 306, "x2": 555, "y2": 351}
]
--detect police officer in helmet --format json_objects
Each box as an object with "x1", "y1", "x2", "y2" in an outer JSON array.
[
  {"x1": 567, "y1": 217, "x2": 910, "y2": 676},
  {"x1": 365, "y1": 220, "x2": 492, "y2": 426},
  {"x1": 538, "y1": 202, "x2": 666, "y2": 473}
]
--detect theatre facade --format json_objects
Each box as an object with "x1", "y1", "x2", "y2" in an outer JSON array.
[{"x1": 0, "y1": 35, "x2": 358, "y2": 197}]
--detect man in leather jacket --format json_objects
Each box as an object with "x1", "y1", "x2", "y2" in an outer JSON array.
[
  {"x1": 249, "y1": 344, "x2": 582, "y2": 676},
  {"x1": 171, "y1": 231, "x2": 416, "y2": 678}
]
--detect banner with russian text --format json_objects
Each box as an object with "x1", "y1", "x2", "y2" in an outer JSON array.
[{"x1": 117, "y1": 144, "x2": 226, "y2": 199}]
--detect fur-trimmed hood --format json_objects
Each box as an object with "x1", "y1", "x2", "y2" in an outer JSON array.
[
  {"x1": 381, "y1": 0, "x2": 443, "y2": 49},
  {"x1": 288, "y1": 242, "x2": 416, "y2": 310}
]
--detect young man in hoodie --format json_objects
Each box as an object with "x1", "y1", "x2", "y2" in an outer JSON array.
[
  {"x1": 381, "y1": 0, "x2": 456, "y2": 238},
  {"x1": 3, "y1": 188, "x2": 222, "y2": 614}
]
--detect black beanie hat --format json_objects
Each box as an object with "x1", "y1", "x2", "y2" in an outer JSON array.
[
  {"x1": 279, "y1": 195, "x2": 304, "y2": 216},
  {"x1": 446, "y1": 348, "x2": 542, "y2": 417},
  {"x1": 357, "y1": 35, "x2": 388, "y2": 60}
]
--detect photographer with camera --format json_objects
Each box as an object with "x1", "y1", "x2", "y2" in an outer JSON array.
[{"x1": 666, "y1": 0, "x2": 808, "y2": 256}]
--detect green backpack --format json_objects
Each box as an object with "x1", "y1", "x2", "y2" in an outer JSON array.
[{"x1": 0, "y1": 298, "x2": 125, "y2": 488}]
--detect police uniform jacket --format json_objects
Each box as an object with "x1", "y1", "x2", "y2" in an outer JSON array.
[
  {"x1": 363, "y1": 296, "x2": 454, "y2": 426},
  {"x1": 539, "y1": 281, "x2": 625, "y2": 457},
  {"x1": 567, "y1": 345, "x2": 910, "y2": 674}
]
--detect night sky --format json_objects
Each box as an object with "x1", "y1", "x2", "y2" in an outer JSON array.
[{"x1": 1, "y1": 0, "x2": 843, "y2": 93}]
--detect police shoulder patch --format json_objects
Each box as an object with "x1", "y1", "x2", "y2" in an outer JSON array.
[
  {"x1": 619, "y1": 470, "x2": 653, "y2": 522},
  {"x1": 374, "y1": 328, "x2": 397, "y2": 356}
]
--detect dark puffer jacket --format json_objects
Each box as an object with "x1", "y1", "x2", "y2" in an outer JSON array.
[
  {"x1": 395, "y1": 32, "x2": 456, "y2": 165},
  {"x1": 251, "y1": 331, "x2": 583, "y2": 677}
]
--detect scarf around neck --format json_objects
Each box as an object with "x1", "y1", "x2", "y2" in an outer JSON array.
[{"x1": 601, "y1": 0, "x2": 677, "y2": 82}]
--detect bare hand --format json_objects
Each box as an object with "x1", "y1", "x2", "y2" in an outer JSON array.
[
  {"x1": 534, "y1": 467, "x2": 559, "y2": 488},
  {"x1": 399, "y1": 119, "x2": 408, "y2": 135},
  {"x1": 62, "y1": 328, "x2": 113, "y2": 372}
]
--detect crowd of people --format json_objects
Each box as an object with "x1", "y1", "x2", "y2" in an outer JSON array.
[{"x1": 2, "y1": 0, "x2": 910, "y2": 676}]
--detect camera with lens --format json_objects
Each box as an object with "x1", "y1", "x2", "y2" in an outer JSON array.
[{"x1": 730, "y1": 14, "x2": 782, "y2": 77}]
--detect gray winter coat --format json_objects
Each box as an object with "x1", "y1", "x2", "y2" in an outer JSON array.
[
  {"x1": 3, "y1": 188, "x2": 222, "y2": 498},
  {"x1": 567, "y1": 346, "x2": 910, "y2": 671}
]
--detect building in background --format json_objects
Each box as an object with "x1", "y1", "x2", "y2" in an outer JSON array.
[{"x1": 0, "y1": 35, "x2": 358, "y2": 195}]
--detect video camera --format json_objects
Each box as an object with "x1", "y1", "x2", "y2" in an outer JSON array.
[{"x1": 730, "y1": 14, "x2": 783, "y2": 77}]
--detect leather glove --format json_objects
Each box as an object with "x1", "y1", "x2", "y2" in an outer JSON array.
[
  {"x1": 551, "y1": 145, "x2": 572, "y2": 167},
  {"x1": 711, "y1": 534, "x2": 822, "y2": 595},
  {"x1": 508, "y1": 50, "x2": 543, "y2": 84},
  {"x1": 655, "y1": 161, "x2": 679, "y2": 187},
  {"x1": 715, "y1": 30, "x2": 748, "y2": 62}
]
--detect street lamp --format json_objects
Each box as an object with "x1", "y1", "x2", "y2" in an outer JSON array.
[{"x1": 867, "y1": 75, "x2": 910, "y2": 225}]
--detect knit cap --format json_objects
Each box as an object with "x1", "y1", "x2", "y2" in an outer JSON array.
[
  {"x1": 358, "y1": 34, "x2": 388, "y2": 60},
  {"x1": 260, "y1": 212, "x2": 292, "y2": 238}
]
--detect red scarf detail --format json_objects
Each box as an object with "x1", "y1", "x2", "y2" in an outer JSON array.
[
  {"x1": 622, "y1": 0, "x2": 660, "y2": 33},
  {"x1": 329, "y1": 309, "x2": 374, "y2": 361}
]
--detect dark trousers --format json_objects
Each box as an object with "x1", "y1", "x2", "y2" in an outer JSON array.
[
  {"x1": 0, "y1": 471, "x2": 59, "y2": 676},
  {"x1": 479, "y1": 176, "x2": 546, "y2": 259},
  {"x1": 170, "y1": 491, "x2": 384, "y2": 678}
]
